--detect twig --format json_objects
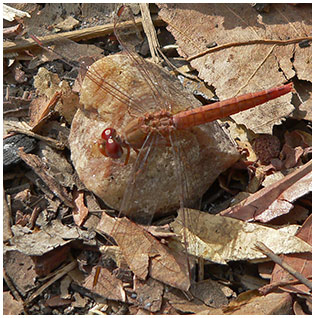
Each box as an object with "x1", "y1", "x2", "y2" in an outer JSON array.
[
  {"x1": 186, "y1": 36, "x2": 312, "y2": 61},
  {"x1": 255, "y1": 241, "x2": 312, "y2": 291},
  {"x1": 140, "y1": 3, "x2": 160, "y2": 64},
  {"x1": 29, "y1": 206, "x2": 41, "y2": 230},
  {"x1": 7, "y1": 127, "x2": 65, "y2": 150},
  {"x1": 4, "y1": 16, "x2": 165, "y2": 55},
  {"x1": 259, "y1": 276, "x2": 312, "y2": 295},
  {"x1": 25, "y1": 260, "x2": 77, "y2": 304}
]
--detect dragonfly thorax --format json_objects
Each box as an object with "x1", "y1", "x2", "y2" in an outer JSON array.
[{"x1": 124, "y1": 110, "x2": 175, "y2": 149}]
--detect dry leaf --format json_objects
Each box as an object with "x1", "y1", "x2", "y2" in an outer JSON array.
[
  {"x1": 7, "y1": 219, "x2": 83, "y2": 256},
  {"x1": 97, "y1": 212, "x2": 191, "y2": 291},
  {"x1": 31, "y1": 67, "x2": 79, "y2": 125},
  {"x1": 3, "y1": 250, "x2": 37, "y2": 296},
  {"x1": 158, "y1": 3, "x2": 311, "y2": 133},
  {"x1": 55, "y1": 16, "x2": 80, "y2": 31},
  {"x1": 164, "y1": 287, "x2": 213, "y2": 314},
  {"x1": 72, "y1": 190, "x2": 89, "y2": 226},
  {"x1": 271, "y1": 215, "x2": 312, "y2": 295},
  {"x1": 190, "y1": 279, "x2": 229, "y2": 308},
  {"x1": 44, "y1": 295, "x2": 73, "y2": 307},
  {"x1": 220, "y1": 160, "x2": 311, "y2": 222},
  {"x1": 170, "y1": 209, "x2": 311, "y2": 265},
  {"x1": 3, "y1": 292, "x2": 24, "y2": 315},
  {"x1": 18, "y1": 148, "x2": 74, "y2": 207},
  {"x1": 83, "y1": 266, "x2": 126, "y2": 302},
  {"x1": 221, "y1": 290, "x2": 292, "y2": 315},
  {"x1": 134, "y1": 277, "x2": 164, "y2": 312}
]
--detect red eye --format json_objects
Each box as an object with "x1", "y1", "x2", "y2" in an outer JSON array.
[
  {"x1": 101, "y1": 128, "x2": 116, "y2": 140},
  {"x1": 105, "y1": 138, "x2": 123, "y2": 158}
]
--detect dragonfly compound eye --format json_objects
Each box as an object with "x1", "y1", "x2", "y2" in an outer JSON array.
[
  {"x1": 105, "y1": 138, "x2": 123, "y2": 159},
  {"x1": 101, "y1": 128, "x2": 116, "y2": 140}
]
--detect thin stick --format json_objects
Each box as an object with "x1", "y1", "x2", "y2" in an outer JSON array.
[
  {"x1": 187, "y1": 36, "x2": 312, "y2": 61},
  {"x1": 25, "y1": 260, "x2": 77, "y2": 304},
  {"x1": 4, "y1": 16, "x2": 165, "y2": 55},
  {"x1": 255, "y1": 241, "x2": 312, "y2": 291},
  {"x1": 140, "y1": 3, "x2": 160, "y2": 64},
  {"x1": 7, "y1": 127, "x2": 65, "y2": 150}
]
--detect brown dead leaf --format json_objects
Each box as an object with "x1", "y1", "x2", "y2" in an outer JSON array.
[
  {"x1": 44, "y1": 295, "x2": 73, "y2": 307},
  {"x1": 97, "y1": 212, "x2": 191, "y2": 291},
  {"x1": 134, "y1": 277, "x2": 164, "y2": 312},
  {"x1": 271, "y1": 214, "x2": 312, "y2": 295},
  {"x1": 29, "y1": 92, "x2": 61, "y2": 130},
  {"x1": 279, "y1": 130, "x2": 312, "y2": 169},
  {"x1": 3, "y1": 291, "x2": 24, "y2": 315},
  {"x1": 83, "y1": 266, "x2": 126, "y2": 302},
  {"x1": 30, "y1": 67, "x2": 79, "y2": 126},
  {"x1": 190, "y1": 279, "x2": 229, "y2": 308},
  {"x1": 170, "y1": 208, "x2": 311, "y2": 264},
  {"x1": 270, "y1": 204, "x2": 310, "y2": 226},
  {"x1": 221, "y1": 290, "x2": 292, "y2": 315},
  {"x1": 55, "y1": 16, "x2": 80, "y2": 31},
  {"x1": 31, "y1": 245, "x2": 70, "y2": 277},
  {"x1": 36, "y1": 141, "x2": 75, "y2": 189},
  {"x1": 8, "y1": 219, "x2": 83, "y2": 256},
  {"x1": 220, "y1": 160, "x2": 311, "y2": 222},
  {"x1": 18, "y1": 148, "x2": 74, "y2": 207},
  {"x1": 3, "y1": 250, "x2": 37, "y2": 297},
  {"x1": 252, "y1": 134, "x2": 281, "y2": 165},
  {"x1": 72, "y1": 190, "x2": 89, "y2": 226},
  {"x1": 158, "y1": 3, "x2": 311, "y2": 133},
  {"x1": 163, "y1": 287, "x2": 215, "y2": 314}
]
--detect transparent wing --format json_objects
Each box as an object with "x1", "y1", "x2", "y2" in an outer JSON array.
[
  {"x1": 114, "y1": 5, "x2": 195, "y2": 115},
  {"x1": 29, "y1": 35, "x2": 151, "y2": 115}
]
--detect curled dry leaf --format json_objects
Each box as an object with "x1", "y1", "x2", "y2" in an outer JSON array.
[
  {"x1": 220, "y1": 160, "x2": 311, "y2": 222},
  {"x1": 170, "y1": 209, "x2": 311, "y2": 265}
]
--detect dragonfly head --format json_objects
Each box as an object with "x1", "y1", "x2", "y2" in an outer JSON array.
[{"x1": 98, "y1": 128, "x2": 123, "y2": 159}]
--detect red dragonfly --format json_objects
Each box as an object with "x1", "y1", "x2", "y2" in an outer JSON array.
[{"x1": 31, "y1": 5, "x2": 293, "y2": 298}]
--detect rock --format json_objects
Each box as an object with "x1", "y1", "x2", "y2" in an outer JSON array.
[{"x1": 69, "y1": 54, "x2": 239, "y2": 223}]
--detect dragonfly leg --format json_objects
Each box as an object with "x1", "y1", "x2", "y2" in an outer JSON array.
[{"x1": 124, "y1": 145, "x2": 131, "y2": 165}]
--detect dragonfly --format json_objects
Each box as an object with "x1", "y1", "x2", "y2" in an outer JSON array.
[{"x1": 30, "y1": 4, "x2": 293, "y2": 301}]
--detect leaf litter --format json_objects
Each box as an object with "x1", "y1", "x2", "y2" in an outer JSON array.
[{"x1": 3, "y1": 3, "x2": 312, "y2": 315}]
